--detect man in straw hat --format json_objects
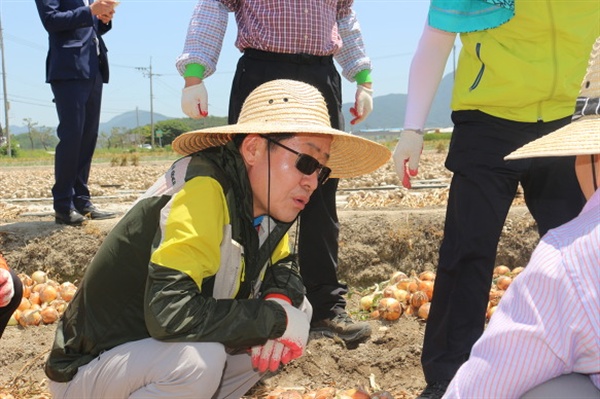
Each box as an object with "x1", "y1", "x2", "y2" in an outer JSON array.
[
  {"x1": 443, "y1": 37, "x2": 600, "y2": 399},
  {"x1": 43, "y1": 79, "x2": 390, "y2": 398}
]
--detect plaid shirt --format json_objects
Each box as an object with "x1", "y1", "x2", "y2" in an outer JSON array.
[{"x1": 176, "y1": 0, "x2": 371, "y2": 82}]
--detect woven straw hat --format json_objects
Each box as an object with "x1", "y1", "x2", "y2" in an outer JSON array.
[
  {"x1": 172, "y1": 79, "x2": 391, "y2": 178},
  {"x1": 505, "y1": 37, "x2": 600, "y2": 160}
]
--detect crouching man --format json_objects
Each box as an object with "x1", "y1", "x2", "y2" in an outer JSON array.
[{"x1": 45, "y1": 79, "x2": 391, "y2": 398}]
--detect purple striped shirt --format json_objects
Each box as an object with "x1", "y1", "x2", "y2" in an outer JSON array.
[
  {"x1": 444, "y1": 189, "x2": 600, "y2": 399},
  {"x1": 175, "y1": 0, "x2": 371, "y2": 82}
]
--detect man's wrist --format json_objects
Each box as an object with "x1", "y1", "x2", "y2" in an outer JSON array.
[
  {"x1": 354, "y1": 69, "x2": 372, "y2": 85},
  {"x1": 183, "y1": 63, "x2": 206, "y2": 79}
]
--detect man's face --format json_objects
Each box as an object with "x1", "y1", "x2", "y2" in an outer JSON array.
[{"x1": 244, "y1": 134, "x2": 333, "y2": 223}]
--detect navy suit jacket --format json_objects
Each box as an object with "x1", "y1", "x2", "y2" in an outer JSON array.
[{"x1": 35, "y1": 0, "x2": 111, "y2": 83}]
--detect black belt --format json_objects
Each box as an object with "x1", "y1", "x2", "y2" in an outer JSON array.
[{"x1": 243, "y1": 48, "x2": 333, "y2": 65}]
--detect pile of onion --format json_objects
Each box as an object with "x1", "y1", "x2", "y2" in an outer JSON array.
[
  {"x1": 8, "y1": 270, "x2": 78, "y2": 327},
  {"x1": 358, "y1": 270, "x2": 435, "y2": 322},
  {"x1": 358, "y1": 265, "x2": 526, "y2": 324}
]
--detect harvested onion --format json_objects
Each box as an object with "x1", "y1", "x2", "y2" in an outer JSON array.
[
  {"x1": 377, "y1": 297, "x2": 402, "y2": 321},
  {"x1": 496, "y1": 275, "x2": 512, "y2": 291},
  {"x1": 410, "y1": 291, "x2": 429, "y2": 309},
  {"x1": 417, "y1": 302, "x2": 431, "y2": 320},
  {"x1": 31, "y1": 270, "x2": 48, "y2": 284}
]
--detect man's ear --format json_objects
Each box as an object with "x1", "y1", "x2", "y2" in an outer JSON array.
[{"x1": 239, "y1": 134, "x2": 263, "y2": 166}]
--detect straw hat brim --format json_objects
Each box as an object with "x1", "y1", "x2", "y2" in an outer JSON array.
[
  {"x1": 505, "y1": 119, "x2": 600, "y2": 160},
  {"x1": 172, "y1": 123, "x2": 391, "y2": 178}
]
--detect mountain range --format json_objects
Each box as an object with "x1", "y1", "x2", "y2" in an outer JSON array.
[{"x1": 7, "y1": 74, "x2": 454, "y2": 135}]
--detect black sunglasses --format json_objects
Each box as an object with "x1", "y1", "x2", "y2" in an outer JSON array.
[{"x1": 260, "y1": 135, "x2": 331, "y2": 185}]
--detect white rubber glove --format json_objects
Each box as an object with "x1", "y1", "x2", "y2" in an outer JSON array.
[
  {"x1": 251, "y1": 298, "x2": 310, "y2": 373},
  {"x1": 393, "y1": 129, "x2": 424, "y2": 189},
  {"x1": 0, "y1": 268, "x2": 15, "y2": 307},
  {"x1": 181, "y1": 82, "x2": 209, "y2": 119},
  {"x1": 350, "y1": 85, "x2": 373, "y2": 125}
]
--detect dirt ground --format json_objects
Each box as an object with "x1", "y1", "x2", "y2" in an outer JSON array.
[{"x1": 0, "y1": 152, "x2": 541, "y2": 398}]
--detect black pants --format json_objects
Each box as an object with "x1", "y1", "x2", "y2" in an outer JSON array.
[
  {"x1": 421, "y1": 110, "x2": 586, "y2": 383},
  {"x1": 50, "y1": 72, "x2": 103, "y2": 214},
  {"x1": 0, "y1": 268, "x2": 23, "y2": 338},
  {"x1": 228, "y1": 49, "x2": 347, "y2": 321}
]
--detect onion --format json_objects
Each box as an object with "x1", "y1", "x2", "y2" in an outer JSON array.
[
  {"x1": 314, "y1": 387, "x2": 336, "y2": 399},
  {"x1": 496, "y1": 275, "x2": 512, "y2": 291},
  {"x1": 39, "y1": 285, "x2": 58, "y2": 304},
  {"x1": 394, "y1": 288, "x2": 410, "y2": 304},
  {"x1": 418, "y1": 280, "x2": 434, "y2": 301},
  {"x1": 417, "y1": 302, "x2": 431, "y2": 320},
  {"x1": 22, "y1": 284, "x2": 31, "y2": 299},
  {"x1": 377, "y1": 297, "x2": 402, "y2": 321},
  {"x1": 52, "y1": 299, "x2": 68, "y2": 315},
  {"x1": 511, "y1": 266, "x2": 525, "y2": 277},
  {"x1": 8, "y1": 311, "x2": 19, "y2": 326},
  {"x1": 419, "y1": 270, "x2": 436, "y2": 281},
  {"x1": 278, "y1": 391, "x2": 303, "y2": 399},
  {"x1": 18, "y1": 297, "x2": 31, "y2": 312},
  {"x1": 389, "y1": 271, "x2": 408, "y2": 285},
  {"x1": 396, "y1": 278, "x2": 418, "y2": 293},
  {"x1": 29, "y1": 292, "x2": 41, "y2": 306},
  {"x1": 18, "y1": 273, "x2": 33, "y2": 287},
  {"x1": 41, "y1": 306, "x2": 60, "y2": 324},
  {"x1": 493, "y1": 265, "x2": 510, "y2": 277},
  {"x1": 370, "y1": 309, "x2": 380, "y2": 319},
  {"x1": 19, "y1": 309, "x2": 42, "y2": 326},
  {"x1": 489, "y1": 289, "x2": 504, "y2": 307},
  {"x1": 31, "y1": 270, "x2": 48, "y2": 284},
  {"x1": 359, "y1": 294, "x2": 375, "y2": 311},
  {"x1": 343, "y1": 388, "x2": 371, "y2": 399},
  {"x1": 410, "y1": 291, "x2": 429, "y2": 309},
  {"x1": 59, "y1": 282, "x2": 77, "y2": 302}
]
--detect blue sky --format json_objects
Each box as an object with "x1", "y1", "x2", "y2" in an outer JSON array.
[{"x1": 0, "y1": 0, "x2": 458, "y2": 129}]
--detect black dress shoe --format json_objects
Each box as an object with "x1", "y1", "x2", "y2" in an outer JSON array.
[
  {"x1": 77, "y1": 205, "x2": 117, "y2": 220},
  {"x1": 55, "y1": 209, "x2": 85, "y2": 226}
]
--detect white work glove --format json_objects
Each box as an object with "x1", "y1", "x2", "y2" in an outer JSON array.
[
  {"x1": 181, "y1": 82, "x2": 209, "y2": 119},
  {"x1": 251, "y1": 298, "x2": 310, "y2": 373},
  {"x1": 393, "y1": 129, "x2": 424, "y2": 189},
  {"x1": 0, "y1": 268, "x2": 15, "y2": 307},
  {"x1": 350, "y1": 85, "x2": 373, "y2": 125}
]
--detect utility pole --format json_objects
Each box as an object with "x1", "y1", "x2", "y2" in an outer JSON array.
[
  {"x1": 0, "y1": 14, "x2": 11, "y2": 156},
  {"x1": 136, "y1": 58, "x2": 160, "y2": 147}
]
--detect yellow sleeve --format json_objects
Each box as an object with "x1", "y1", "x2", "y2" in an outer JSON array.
[{"x1": 151, "y1": 177, "x2": 230, "y2": 288}]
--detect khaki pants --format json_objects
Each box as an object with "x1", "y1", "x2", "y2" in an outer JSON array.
[{"x1": 50, "y1": 339, "x2": 261, "y2": 399}]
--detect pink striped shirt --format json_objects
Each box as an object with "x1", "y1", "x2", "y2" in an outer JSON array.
[
  {"x1": 175, "y1": 0, "x2": 371, "y2": 82},
  {"x1": 444, "y1": 189, "x2": 600, "y2": 399}
]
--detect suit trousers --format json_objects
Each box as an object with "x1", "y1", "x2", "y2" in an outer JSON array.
[
  {"x1": 228, "y1": 50, "x2": 347, "y2": 321},
  {"x1": 50, "y1": 72, "x2": 103, "y2": 214},
  {"x1": 421, "y1": 110, "x2": 586, "y2": 383}
]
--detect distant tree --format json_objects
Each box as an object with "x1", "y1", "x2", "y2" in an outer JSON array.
[
  {"x1": 38, "y1": 126, "x2": 55, "y2": 151},
  {"x1": 24, "y1": 118, "x2": 38, "y2": 150},
  {"x1": 154, "y1": 119, "x2": 192, "y2": 146},
  {"x1": 109, "y1": 127, "x2": 129, "y2": 148}
]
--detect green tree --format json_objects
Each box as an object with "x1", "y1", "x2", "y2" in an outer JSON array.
[
  {"x1": 154, "y1": 119, "x2": 192, "y2": 146},
  {"x1": 23, "y1": 118, "x2": 38, "y2": 150}
]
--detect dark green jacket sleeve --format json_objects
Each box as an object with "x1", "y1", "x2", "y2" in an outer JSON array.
[{"x1": 144, "y1": 264, "x2": 287, "y2": 349}]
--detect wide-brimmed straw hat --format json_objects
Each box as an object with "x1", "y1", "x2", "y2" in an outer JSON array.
[
  {"x1": 172, "y1": 79, "x2": 391, "y2": 178},
  {"x1": 505, "y1": 37, "x2": 600, "y2": 160}
]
